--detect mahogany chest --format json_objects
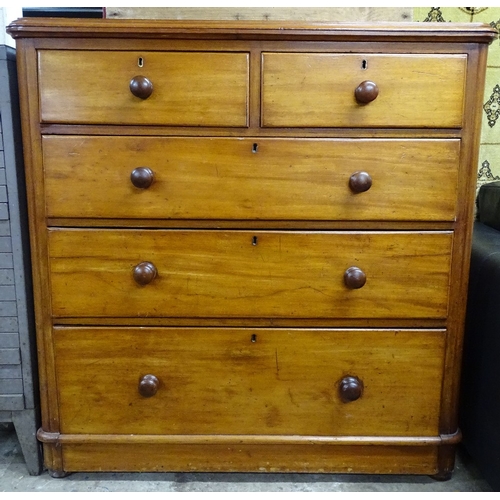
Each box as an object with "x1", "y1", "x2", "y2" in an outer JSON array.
[{"x1": 6, "y1": 18, "x2": 497, "y2": 477}]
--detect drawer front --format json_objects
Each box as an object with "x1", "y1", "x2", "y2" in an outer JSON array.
[
  {"x1": 54, "y1": 327, "x2": 445, "y2": 436},
  {"x1": 48, "y1": 230, "x2": 452, "y2": 319},
  {"x1": 262, "y1": 53, "x2": 466, "y2": 128},
  {"x1": 38, "y1": 50, "x2": 249, "y2": 126},
  {"x1": 43, "y1": 136, "x2": 460, "y2": 222}
]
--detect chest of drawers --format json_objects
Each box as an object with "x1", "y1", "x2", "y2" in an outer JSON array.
[{"x1": 7, "y1": 18, "x2": 497, "y2": 478}]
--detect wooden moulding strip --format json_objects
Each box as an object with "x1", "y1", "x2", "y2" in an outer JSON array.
[
  {"x1": 37, "y1": 429, "x2": 462, "y2": 447},
  {"x1": 6, "y1": 19, "x2": 498, "y2": 44}
]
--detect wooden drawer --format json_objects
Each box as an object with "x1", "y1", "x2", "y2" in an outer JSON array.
[
  {"x1": 48, "y1": 229, "x2": 452, "y2": 319},
  {"x1": 38, "y1": 50, "x2": 249, "y2": 126},
  {"x1": 262, "y1": 53, "x2": 466, "y2": 128},
  {"x1": 43, "y1": 136, "x2": 460, "y2": 222},
  {"x1": 54, "y1": 327, "x2": 445, "y2": 437}
]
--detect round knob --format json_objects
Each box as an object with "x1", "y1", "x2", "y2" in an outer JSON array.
[
  {"x1": 131, "y1": 167, "x2": 154, "y2": 189},
  {"x1": 133, "y1": 262, "x2": 157, "y2": 286},
  {"x1": 344, "y1": 266, "x2": 366, "y2": 289},
  {"x1": 355, "y1": 80, "x2": 379, "y2": 104},
  {"x1": 339, "y1": 376, "x2": 363, "y2": 402},
  {"x1": 138, "y1": 374, "x2": 159, "y2": 398},
  {"x1": 349, "y1": 171, "x2": 372, "y2": 193},
  {"x1": 130, "y1": 75, "x2": 153, "y2": 99}
]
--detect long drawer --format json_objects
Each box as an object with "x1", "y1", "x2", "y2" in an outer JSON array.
[
  {"x1": 38, "y1": 50, "x2": 249, "y2": 126},
  {"x1": 48, "y1": 229, "x2": 452, "y2": 319},
  {"x1": 262, "y1": 53, "x2": 466, "y2": 128},
  {"x1": 54, "y1": 327, "x2": 445, "y2": 437},
  {"x1": 43, "y1": 136, "x2": 460, "y2": 222}
]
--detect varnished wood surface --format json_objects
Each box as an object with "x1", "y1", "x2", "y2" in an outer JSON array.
[
  {"x1": 262, "y1": 53, "x2": 466, "y2": 128},
  {"x1": 48, "y1": 230, "x2": 453, "y2": 319},
  {"x1": 10, "y1": 19, "x2": 493, "y2": 476},
  {"x1": 14, "y1": 39, "x2": 64, "y2": 459},
  {"x1": 51, "y1": 317, "x2": 448, "y2": 328},
  {"x1": 7, "y1": 18, "x2": 498, "y2": 44},
  {"x1": 39, "y1": 124, "x2": 464, "y2": 138},
  {"x1": 438, "y1": 44, "x2": 491, "y2": 444},
  {"x1": 60, "y1": 442, "x2": 438, "y2": 473},
  {"x1": 38, "y1": 50, "x2": 249, "y2": 126},
  {"x1": 53, "y1": 327, "x2": 444, "y2": 436},
  {"x1": 46, "y1": 219, "x2": 456, "y2": 231},
  {"x1": 27, "y1": 38, "x2": 491, "y2": 57},
  {"x1": 42, "y1": 136, "x2": 460, "y2": 222},
  {"x1": 37, "y1": 428, "x2": 463, "y2": 446}
]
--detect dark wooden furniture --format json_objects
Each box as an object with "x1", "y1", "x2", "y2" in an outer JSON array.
[{"x1": 6, "y1": 18, "x2": 497, "y2": 478}]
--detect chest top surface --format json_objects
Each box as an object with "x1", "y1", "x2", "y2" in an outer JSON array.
[{"x1": 6, "y1": 18, "x2": 498, "y2": 42}]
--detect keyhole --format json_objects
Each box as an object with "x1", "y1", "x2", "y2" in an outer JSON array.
[
  {"x1": 361, "y1": 59, "x2": 367, "y2": 70},
  {"x1": 252, "y1": 236, "x2": 258, "y2": 246},
  {"x1": 138, "y1": 57, "x2": 144, "y2": 68},
  {"x1": 252, "y1": 143, "x2": 258, "y2": 153},
  {"x1": 251, "y1": 334, "x2": 257, "y2": 343}
]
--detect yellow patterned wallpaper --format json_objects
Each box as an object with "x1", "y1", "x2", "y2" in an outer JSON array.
[{"x1": 414, "y1": 7, "x2": 500, "y2": 189}]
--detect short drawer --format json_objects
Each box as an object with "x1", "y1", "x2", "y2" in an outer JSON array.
[
  {"x1": 262, "y1": 53, "x2": 466, "y2": 128},
  {"x1": 54, "y1": 327, "x2": 445, "y2": 437},
  {"x1": 38, "y1": 50, "x2": 249, "y2": 127},
  {"x1": 48, "y1": 229, "x2": 452, "y2": 319},
  {"x1": 43, "y1": 136, "x2": 460, "y2": 222}
]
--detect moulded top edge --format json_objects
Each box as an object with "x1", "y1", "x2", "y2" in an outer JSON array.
[{"x1": 6, "y1": 18, "x2": 498, "y2": 44}]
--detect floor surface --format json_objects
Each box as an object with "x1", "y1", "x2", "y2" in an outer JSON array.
[{"x1": 0, "y1": 423, "x2": 493, "y2": 492}]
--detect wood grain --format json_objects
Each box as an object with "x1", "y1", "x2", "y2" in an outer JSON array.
[
  {"x1": 50, "y1": 317, "x2": 448, "y2": 329},
  {"x1": 105, "y1": 7, "x2": 412, "y2": 23},
  {"x1": 46, "y1": 219, "x2": 456, "y2": 231},
  {"x1": 42, "y1": 136, "x2": 460, "y2": 222},
  {"x1": 437, "y1": 42, "x2": 491, "y2": 469},
  {"x1": 10, "y1": 18, "x2": 494, "y2": 476},
  {"x1": 7, "y1": 19, "x2": 497, "y2": 44},
  {"x1": 61, "y1": 442, "x2": 438, "y2": 474},
  {"x1": 38, "y1": 50, "x2": 249, "y2": 126},
  {"x1": 39, "y1": 123, "x2": 464, "y2": 138},
  {"x1": 38, "y1": 430, "x2": 461, "y2": 446},
  {"x1": 262, "y1": 53, "x2": 467, "y2": 128},
  {"x1": 53, "y1": 327, "x2": 445, "y2": 437},
  {"x1": 14, "y1": 39, "x2": 63, "y2": 442},
  {"x1": 48, "y1": 229, "x2": 453, "y2": 319}
]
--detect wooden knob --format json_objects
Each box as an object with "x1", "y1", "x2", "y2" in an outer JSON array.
[
  {"x1": 131, "y1": 167, "x2": 154, "y2": 189},
  {"x1": 344, "y1": 266, "x2": 366, "y2": 289},
  {"x1": 138, "y1": 374, "x2": 159, "y2": 398},
  {"x1": 130, "y1": 75, "x2": 153, "y2": 99},
  {"x1": 349, "y1": 171, "x2": 372, "y2": 193},
  {"x1": 339, "y1": 376, "x2": 363, "y2": 402},
  {"x1": 133, "y1": 262, "x2": 157, "y2": 286},
  {"x1": 355, "y1": 81, "x2": 379, "y2": 104}
]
